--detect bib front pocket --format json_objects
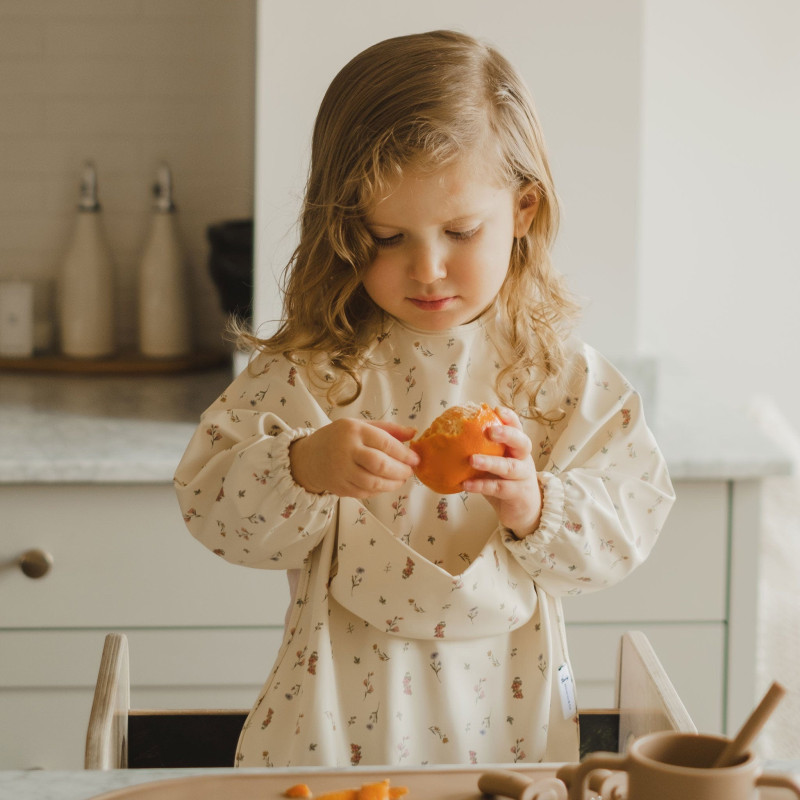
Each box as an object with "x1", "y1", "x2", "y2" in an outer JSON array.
[{"x1": 329, "y1": 497, "x2": 538, "y2": 640}]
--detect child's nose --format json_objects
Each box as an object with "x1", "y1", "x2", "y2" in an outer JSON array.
[{"x1": 408, "y1": 243, "x2": 447, "y2": 284}]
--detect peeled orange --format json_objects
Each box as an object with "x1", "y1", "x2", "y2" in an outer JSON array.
[{"x1": 410, "y1": 402, "x2": 504, "y2": 494}]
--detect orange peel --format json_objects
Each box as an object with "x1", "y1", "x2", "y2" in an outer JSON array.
[{"x1": 410, "y1": 402, "x2": 505, "y2": 494}]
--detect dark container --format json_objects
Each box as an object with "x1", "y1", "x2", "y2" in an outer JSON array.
[{"x1": 207, "y1": 219, "x2": 253, "y2": 321}]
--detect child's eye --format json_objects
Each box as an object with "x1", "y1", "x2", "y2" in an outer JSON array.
[
  {"x1": 372, "y1": 233, "x2": 403, "y2": 248},
  {"x1": 447, "y1": 227, "x2": 479, "y2": 241}
]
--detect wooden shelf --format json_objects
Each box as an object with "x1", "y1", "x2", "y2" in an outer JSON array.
[{"x1": 0, "y1": 350, "x2": 230, "y2": 375}]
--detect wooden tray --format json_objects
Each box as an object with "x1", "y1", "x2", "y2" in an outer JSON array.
[
  {"x1": 0, "y1": 350, "x2": 229, "y2": 375},
  {"x1": 81, "y1": 767, "x2": 793, "y2": 800},
  {"x1": 87, "y1": 766, "x2": 556, "y2": 800}
]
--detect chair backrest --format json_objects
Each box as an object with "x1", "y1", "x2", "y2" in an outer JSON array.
[
  {"x1": 85, "y1": 633, "x2": 130, "y2": 769},
  {"x1": 85, "y1": 630, "x2": 695, "y2": 769},
  {"x1": 616, "y1": 630, "x2": 697, "y2": 751}
]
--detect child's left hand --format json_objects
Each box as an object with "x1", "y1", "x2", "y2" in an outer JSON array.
[{"x1": 462, "y1": 406, "x2": 542, "y2": 539}]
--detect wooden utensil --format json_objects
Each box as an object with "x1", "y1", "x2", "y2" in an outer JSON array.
[
  {"x1": 556, "y1": 764, "x2": 624, "y2": 799},
  {"x1": 713, "y1": 681, "x2": 787, "y2": 767},
  {"x1": 477, "y1": 769, "x2": 567, "y2": 800}
]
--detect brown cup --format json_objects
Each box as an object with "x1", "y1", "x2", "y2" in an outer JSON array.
[{"x1": 566, "y1": 731, "x2": 800, "y2": 800}]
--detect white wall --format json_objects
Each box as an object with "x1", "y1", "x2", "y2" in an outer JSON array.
[
  {"x1": 255, "y1": 1, "x2": 800, "y2": 430},
  {"x1": 254, "y1": 0, "x2": 643, "y2": 358},
  {"x1": 0, "y1": 0, "x2": 256, "y2": 353},
  {"x1": 638, "y1": 0, "x2": 800, "y2": 429}
]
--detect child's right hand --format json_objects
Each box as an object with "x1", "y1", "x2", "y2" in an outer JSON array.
[{"x1": 289, "y1": 419, "x2": 420, "y2": 499}]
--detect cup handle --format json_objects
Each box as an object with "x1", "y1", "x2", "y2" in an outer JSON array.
[
  {"x1": 756, "y1": 773, "x2": 800, "y2": 798},
  {"x1": 563, "y1": 752, "x2": 629, "y2": 800}
]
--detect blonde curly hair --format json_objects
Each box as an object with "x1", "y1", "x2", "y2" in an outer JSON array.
[{"x1": 241, "y1": 30, "x2": 580, "y2": 422}]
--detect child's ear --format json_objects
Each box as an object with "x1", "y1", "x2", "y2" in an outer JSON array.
[{"x1": 514, "y1": 188, "x2": 540, "y2": 238}]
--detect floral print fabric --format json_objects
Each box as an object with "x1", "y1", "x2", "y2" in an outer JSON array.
[{"x1": 174, "y1": 310, "x2": 674, "y2": 766}]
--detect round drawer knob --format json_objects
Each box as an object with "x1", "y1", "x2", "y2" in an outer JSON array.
[{"x1": 19, "y1": 549, "x2": 54, "y2": 579}]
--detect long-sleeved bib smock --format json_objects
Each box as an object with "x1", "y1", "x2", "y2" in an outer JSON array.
[{"x1": 174, "y1": 310, "x2": 674, "y2": 768}]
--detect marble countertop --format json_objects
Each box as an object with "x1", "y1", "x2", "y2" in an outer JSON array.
[
  {"x1": 0, "y1": 366, "x2": 792, "y2": 484},
  {"x1": 0, "y1": 368, "x2": 232, "y2": 484},
  {"x1": 656, "y1": 402, "x2": 792, "y2": 480},
  {"x1": 652, "y1": 372, "x2": 793, "y2": 480}
]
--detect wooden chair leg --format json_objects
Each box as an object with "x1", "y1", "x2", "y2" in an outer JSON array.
[{"x1": 85, "y1": 633, "x2": 130, "y2": 770}]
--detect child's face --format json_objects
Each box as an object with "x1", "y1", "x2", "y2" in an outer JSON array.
[{"x1": 362, "y1": 157, "x2": 537, "y2": 332}]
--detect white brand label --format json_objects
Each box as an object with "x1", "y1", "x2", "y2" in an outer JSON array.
[{"x1": 558, "y1": 662, "x2": 577, "y2": 719}]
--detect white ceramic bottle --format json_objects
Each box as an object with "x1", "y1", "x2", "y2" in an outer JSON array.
[
  {"x1": 138, "y1": 164, "x2": 192, "y2": 358},
  {"x1": 59, "y1": 162, "x2": 116, "y2": 358}
]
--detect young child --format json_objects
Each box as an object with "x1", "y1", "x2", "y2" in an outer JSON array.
[{"x1": 175, "y1": 30, "x2": 674, "y2": 767}]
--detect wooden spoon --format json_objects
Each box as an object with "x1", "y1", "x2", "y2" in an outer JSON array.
[{"x1": 713, "y1": 681, "x2": 786, "y2": 767}]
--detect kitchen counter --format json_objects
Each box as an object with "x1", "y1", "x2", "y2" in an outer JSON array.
[
  {"x1": 0, "y1": 366, "x2": 791, "y2": 484},
  {"x1": 654, "y1": 373, "x2": 792, "y2": 480},
  {"x1": 0, "y1": 764, "x2": 798, "y2": 800},
  {"x1": 0, "y1": 368, "x2": 231, "y2": 483}
]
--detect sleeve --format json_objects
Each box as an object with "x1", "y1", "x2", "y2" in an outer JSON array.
[
  {"x1": 502, "y1": 344, "x2": 675, "y2": 598},
  {"x1": 173, "y1": 351, "x2": 338, "y2": 570}
]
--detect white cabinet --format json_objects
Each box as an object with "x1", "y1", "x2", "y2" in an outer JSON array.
[
  {"x1": 1, "y1": 485, "x2": 289, "y2": 629},
  {"x1": 1, "y1": 476, "x2": 764, "y2": 768},
  {"x1": 0, "y1": 484, "x2": 285, "y2": 770},
  {"x1": 565, "y1": 479, "x2": 763, "y2": 736}
]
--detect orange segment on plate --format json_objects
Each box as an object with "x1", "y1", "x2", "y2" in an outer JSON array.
[
  {"x1": 315, "y1": 783, "x2": 408, "y2": 800},
  {"x1": 409, "y1": 402, "x2": 505, "y2": 495},
  {"x1": 316, "y1": 791, "x2": 358, "y2": 800},
  {"x1": 285, "y1": 784, "x2": 313, "y2": 798},
  {"x1": 357, "y1": 780, "x2": 391, "y2": 800}
]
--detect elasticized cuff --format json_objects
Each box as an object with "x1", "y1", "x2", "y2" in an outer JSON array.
[
  {"x1": 501, "y1": 471, "x2": 565, "y2": 548},
  {"x1": 532, "y1": 471, "x2": 566, "y2": 545},
  {"x1": 266, "y1": 425, "x2": 337, "y2": 512}
]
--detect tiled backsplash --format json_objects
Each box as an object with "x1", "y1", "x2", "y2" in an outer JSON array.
[{"x1": 0, "y1": 0, "x2": 256, "y2": 353}]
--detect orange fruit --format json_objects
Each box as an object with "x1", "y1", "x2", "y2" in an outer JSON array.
[{"x1": 410, "y1": 402, "x2": 504, "y2": 494}]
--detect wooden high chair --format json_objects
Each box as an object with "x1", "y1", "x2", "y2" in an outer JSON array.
[{"x1": 84, "y1": 630, "x2": 695, "y2": 770}]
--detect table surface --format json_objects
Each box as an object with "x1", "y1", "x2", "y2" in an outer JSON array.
[{"x1": 2, "y1": 763, "x2": 800, "y2": 800}]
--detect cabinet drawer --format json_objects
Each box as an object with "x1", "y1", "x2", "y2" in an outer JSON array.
[
  {"x1": 563, "y1": 481, "x2": 728, "y2": 623},
  {"x1": 0, "y1": 628, "x2": 283, "y2": 689},
  {"x1": 567, "y1": 622, "x2": 725, "y2": 734},
  {"x1": 0, "y1": 627, "x2": 282, "y2": 770},
  {"x1": 0, "y1": 686, "x2": 264, "y2": 770},
  {"x1": 1, "y1": 485, "x2": 289, "y2": 628}
]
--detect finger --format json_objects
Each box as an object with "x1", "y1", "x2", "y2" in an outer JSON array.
[
  {"x1": 365, "y1": 426, "x2": 420, "y2": 467},
  {"x1": 463, "y1": 473, "x2": 536, "y2": 502},
  {"x1": 354, "y1": 448, "x2": 416, "y2": 482},
  {"x1": 484, "y1": 424, "x2": 532, "y2": 460},
  {"x1": 495, "y1": 405, "x2": 522, "y2": 428},
  {"x1": 462, "y1": 476, "x2": 508, "y2": 498},
  {"x1": 345, "y1": 470, "x2": 411, "y2": 499},
  {"x1": 471, "y1": 453, "x2": 534, "y2": 481},
  {"x1": 370, "y1": 420, "x2": 418, "y2": 443}
]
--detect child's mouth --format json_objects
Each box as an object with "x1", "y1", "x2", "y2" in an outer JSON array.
[{"x1": 409, "y1": 297, "x2": 454, "y2": 311}]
